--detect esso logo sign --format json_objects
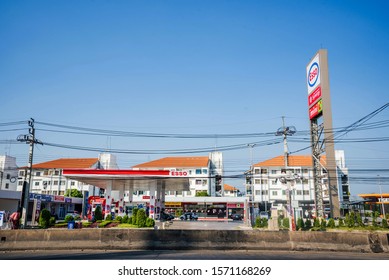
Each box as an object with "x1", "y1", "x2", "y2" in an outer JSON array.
[
  {"x1": 306, "y1": 53, "x2": 321, "y2": 94},
  {"x1": 170, "y1": 171, "x2": 188, "y2": 177},
  {"x1": 308, "y1": 62, "x2": 319, "y2": 87}
]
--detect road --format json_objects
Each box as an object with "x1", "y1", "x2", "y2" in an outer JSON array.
[{"x1": 1, "y1": 249, "x2": 388, "y2": 260}]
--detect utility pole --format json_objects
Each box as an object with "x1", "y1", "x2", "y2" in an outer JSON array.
[
  {"x1": 247, "y1": 144, "x2": 256, "y2": 226},
  {"x1": 17, "y1": 118, "x2": 42, "y2": 228},
  {"x1": 378, "y1": 175, "x2": 386, "y2": 218},
  {"x1": 276, "y1": 117, "x2": 296, "y2": 231}
]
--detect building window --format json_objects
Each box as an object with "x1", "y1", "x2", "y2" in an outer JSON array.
[
  {"x1": 60, "y1": 180, "x2": 65, "y2": 185},
  {"x1": 18, "y1": 181, "x2": 23, "y2": 186},
  {"x1": 296, "y1": 190, "x2": 302, "y2": 195},
  {"x1": 272, "y1": 191, "x2": 277, "y2": 196},
  {"x1": 271, "y1": 170, "x2": 277, "y2": 174},
  {"x1": 195, "y1": 179, "x2": 202, "y2": 185},
  {"x1": 35, "y1": 171, "x2": 41, "y2": 176},
  {"x1": 261, "y1": 190, "x2": 268, "y2": 195},
  {"x1": 202, "y1": 179, "x2": 207, "y2": 186},
  {"x1": 282, "y1": 190, "x2": 286, "y2": 195},
  {"x1": 254, "y1": 179, "x2": 261, "y2": 184},
  {"x1": 255, "y1": 190, "x2": 261, "y2": 195},
  {"x1": 302, "y1": 169, "x2": 308, "y2": 174},
  {"x1": 303, "y1": 190, "x2": 309, "y2": 195},
  {"x1": 71, "y1": 181, "x2": 75, "y2": 186},
  {"x1": 54, "y1": 170, "x2": 60, "y2": 176},
  {"x1": 261, "y1": 169, "x2": 268, "y2": 174},
  {"x1": 272, "y1": 180, "x2": 277, "y2": 185},
  {"x1": 53, "y1": 180, "x2": 58, "y2": 185},
  {"x1": 5, "y1": 183, "x2": 9, "y2": 189},
  {"x1": 6, "y1": 173, "x2": 10, "y2": 179},
  {"x1": 195, "y1": 169, "x2": 201, "y2": 175},
  {"x1": 254, "y1": 169, "x2": 260, "y2": 174},
  {"x1": 261, "y1": 179, "x2": 268, "y2": 184},
  {"x1": 19, "y1": 170, "x2": 25, "y2": 177},
  {"x1": 34, "y1": 182, "x2": 40, "y2": 186},
  {"x1": 302, "y1": 178, "x2": 308, "y2": 184},
  {"x1": 202, "y1": 169, "x2": 207, "y2": 174},
  {"x1": 52, "y1": 191, "x2": 57, "y2": 195},
  {"x1": 59, "y1": 191, "x2": 64, "y2": 195}
]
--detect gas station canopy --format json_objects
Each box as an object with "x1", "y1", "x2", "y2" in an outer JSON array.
[{"x1": 62, "y1": 169, "x2": 190, "y2": 191}]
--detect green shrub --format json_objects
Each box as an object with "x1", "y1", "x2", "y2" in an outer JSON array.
[
  {"x1": 64, "y1": 214, "x2": 74, "y2": 223},
  {"x1": 320, "y1": 219, "x2": 327, "y2": 229},
  {"x1": 338, "y1": 218, "x2": 345, "y2": 227},
  {"x1": 146, "y1": 217, "x2": 155, "y2": 227},
  {"x1": 105, "y1": 214, "x2": 112, "y2": 221},
  {"x1": 39, "y1": 209, "x2": 52, "y2": 228},
  {"x1": 136, "y1": 208, "x2": 147, "y2": 227},
  {"x1": 313, "y1": 218, "x2": 320, "y2": 228},
  {"x1": 94, "y1": 206, "x2": 103, "y2": 221},
  {"x1": 282, "y1": 217, "x2": 289, "y2": 229},
  {"x1": 356, "y1": 213, "x2": 364, "y2": 227},
  {"x1": 297, "y1": 218, "x2": 304, "y2": 231},
  {"x1": 49, "y1": 216, "x2": 56, "y2": 226},
  {"x1": 304, "y1": 218, "x2": 312, "y2": 229},
  {"x1": 128, "y1": 216, "x2": 133, "y2": 224},
  {"x1": 327, "y1": 218, "x2": 335, "y2": 228},
  {"x1": 115, "y1": 216, "x2": 122, "y2": 223},
  {"x1": 132, "y1": 208, "x2": 139, "y2": 225},
  {"x1": 255, "y1": 217, "x2": 268, "y2": 228},
  {"x1": 121, "y1": 215, "x2": 129, "y2": 223},
  {"x1": 382, "y1": 218, "x2": 388, "y2": 229}
]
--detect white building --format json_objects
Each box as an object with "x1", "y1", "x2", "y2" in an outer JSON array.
[
  {"x1": 0, "y1": 155, "x2": 18, "y2": 191},
  {"x1": 249, "y1": 151, "x2": 350, "y2": 218},
  {"x1": 17, "y1": 153, "x2": 118, "y2": 196},
  {"x1": 131, "y1": 152, "x2": 224, "y2": 199}
]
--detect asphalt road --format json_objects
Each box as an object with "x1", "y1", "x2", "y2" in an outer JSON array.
[{"x1": 1, "y1": 249, "x2": 388, "y2": 260}]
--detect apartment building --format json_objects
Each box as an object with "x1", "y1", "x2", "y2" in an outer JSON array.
[{"x1": 249, "y1": 150, "x2": 350, "y2": 218}]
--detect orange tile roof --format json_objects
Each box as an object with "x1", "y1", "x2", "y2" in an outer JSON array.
[
  {"x1": 254, "y1": 155, "x2": 326, "y2": 167},
  {"x1": 224, "y1": 184, "x2": 238, "y2": 192},
  {"x1": 133, "y1": 156, "x2": 209, "y2": 168},
  {"x1": 30, "y1": 158, "x2": 99, "y2": 169}
]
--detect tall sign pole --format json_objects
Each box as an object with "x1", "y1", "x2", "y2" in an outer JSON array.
[{"x1": 307, "y1": 49, "x2": 340, "y2": 219}]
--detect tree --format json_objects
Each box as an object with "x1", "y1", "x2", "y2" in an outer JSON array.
[
  {"x1": 65, "y1": 189, "x2": 83, "y2": 198},
  {"x1": 136, "y1": 208, "x2": 147, "y2": 227},
  {"x1": 132, "y1": 208, "x2": 139, "y2": 225},
  {"x1": 94, "y1": 205, "x2": 103, "y2": 221},
  {"x1": 39, "y1": 209, "x2": 51, "y2": 228},
  {"x1": 297, "y1": 218, "x2": 304, "y2": 231}
]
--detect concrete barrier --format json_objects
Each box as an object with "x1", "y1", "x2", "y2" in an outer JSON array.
[{"x1": 0, "y1": 229, "x2": 388, "y2": 253}]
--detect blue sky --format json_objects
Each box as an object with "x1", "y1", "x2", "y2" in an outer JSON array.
[{"x1": 1, "y1": 0, "x2": 388, "y2": 196}]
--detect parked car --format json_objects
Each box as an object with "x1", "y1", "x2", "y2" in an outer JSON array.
[
  {"x1": 160, "y1": 212, "x2": 175, "y2": 221},
  {"x1": 259, "y1": 211, "x2": 269, "y2": 219},
  {"x1": 230, "y1": 214, "x2": 243, "y2": 221},
  {"x1": 180, "y1": 212, "x2": 198, "y2": 221}
]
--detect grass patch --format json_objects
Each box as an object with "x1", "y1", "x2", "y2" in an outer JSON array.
[{"x1": 117, "y1": 223, "x2": 140, "y2": 228}]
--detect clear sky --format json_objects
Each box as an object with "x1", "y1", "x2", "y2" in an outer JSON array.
[{"x1": 1, "y1": 0, "x2": 388, "y2": 196}]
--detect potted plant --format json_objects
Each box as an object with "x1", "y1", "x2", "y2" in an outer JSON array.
[{"x1": 65, "y1": 214, "x2": 75, "y2": 229}]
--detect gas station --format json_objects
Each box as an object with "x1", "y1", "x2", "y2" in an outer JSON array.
[{"x1": 62, "y1": 169, "x2": 191, "y2": 220}]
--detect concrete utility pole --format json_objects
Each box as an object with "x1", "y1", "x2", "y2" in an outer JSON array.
[
  {"x1": 276, "y1": 117, "x2": 296, "y2": 231},
  {"x1": 17, "y1": 118, "x2": 42, "y2": 228},
  {"x1": 247, "y1": 144, "x2": 255, "y2": 226},
  {"x1": 378, "y1": 175, "x2": 386, "y2": 218}
]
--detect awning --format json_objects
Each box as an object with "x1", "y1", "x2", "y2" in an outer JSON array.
[{"x1": 62, "y1": 169, "x2": 190, "y2": 191}]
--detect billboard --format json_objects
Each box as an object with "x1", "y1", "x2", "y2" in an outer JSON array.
[{"x1": 307, "y1": 53, "x2": 322, "y2": 119}]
